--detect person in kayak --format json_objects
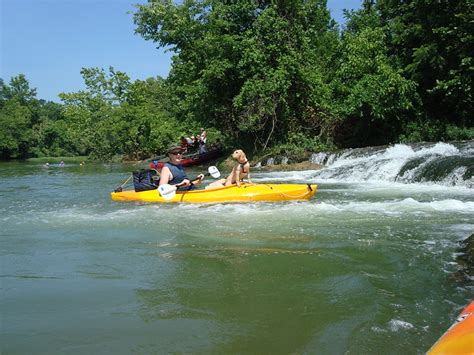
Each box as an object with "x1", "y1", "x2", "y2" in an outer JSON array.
[
  {"x1": 159, "y1": 145, "x2": 205, "y2": 191},
  {"x1": 197, "y1": 134, "x2": 208, "y2": 154},
  {"x1": 180, "y1": 136, "x2": 189, "y2": 152},
  {"x1": 200, "y1": 128, "x2": 207, "y2": 143},
  {"x1": 206, "y1": 149, "x2": 252, "y2": 189}
]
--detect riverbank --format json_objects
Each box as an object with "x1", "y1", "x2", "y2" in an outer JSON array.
[{"x1": 255, "y1": 161, "x2": 323, "y2": 171}]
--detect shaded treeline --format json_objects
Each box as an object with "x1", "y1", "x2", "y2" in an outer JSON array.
[{"x1": 1, "y1": 0, "x2": 472, "y2": 160}]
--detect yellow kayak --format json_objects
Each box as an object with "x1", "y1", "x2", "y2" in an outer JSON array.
[
  {"x1": 111, "y1": 183, "x2": 317, "y2": 203},
  {"x1": 427, "y1": 301, "x2": 474, "y2": 354}
]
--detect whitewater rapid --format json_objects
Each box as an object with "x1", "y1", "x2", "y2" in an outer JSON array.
[{"x1": 306, "y1": 141, "x2": 473, "y2": 188}]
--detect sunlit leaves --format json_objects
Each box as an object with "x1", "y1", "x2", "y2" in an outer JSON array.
[
  {"x1": 377, "y1": 0, "x2": 473, "y2": 126},
  {"x1": 0, "y1": 100, "x2": 32, "y2": 158},
  {"x1": 134, "y1": 0, "x2": 338, "y2": 150},
  {"x1": 0, "y1": 74, "x2": 37, "y2": 105}
]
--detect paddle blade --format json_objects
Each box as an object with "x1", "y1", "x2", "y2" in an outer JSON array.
[
  {"x1": 158, "y1": 184, "x2": 177, "y2": 200},
  {"x1": 208, "y1": 166, "x2": 220, "y2": 178}
]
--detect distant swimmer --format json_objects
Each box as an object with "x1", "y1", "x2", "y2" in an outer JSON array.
[
  {"x1": 59, "y1": 161, "x2": 65, "y2": 167},
  {"x1": 43, "y1": 162, "x2": 50, "y2": 168},
  {"x1": 80, "y1": 161, "x2": 85, "y2": 166}
]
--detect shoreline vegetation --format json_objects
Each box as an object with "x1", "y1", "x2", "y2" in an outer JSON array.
[
  {"x1": 24, "y1": 138, "x2": 472, "y2": 174},
  {"x1": 256, "y1": 161, "x2": 323, "y2": 171},
  {"x1": 2, "y1": 1, "x2": 472, "y2": 162}
]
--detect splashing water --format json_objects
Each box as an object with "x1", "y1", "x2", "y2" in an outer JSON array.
[{"x1": 309, "y1": 142, "x2": 473, "y2": 187}]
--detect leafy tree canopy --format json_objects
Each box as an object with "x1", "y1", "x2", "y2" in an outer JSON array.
[{"x1": 1, "y1": 0, "x2": 472, "y2": 160}]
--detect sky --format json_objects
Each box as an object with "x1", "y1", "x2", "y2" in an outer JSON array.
[{"x1": 1, "y1": 0, "x2": 361, "y2": 102}]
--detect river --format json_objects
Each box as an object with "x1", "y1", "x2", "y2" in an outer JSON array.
[{"x1": 1, "y1": 141, "x2": 473, "y2": 354}]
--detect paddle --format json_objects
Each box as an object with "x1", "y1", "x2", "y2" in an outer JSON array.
[{"x1": 158, "y1": 166, "x2": 221, "y2": 200}]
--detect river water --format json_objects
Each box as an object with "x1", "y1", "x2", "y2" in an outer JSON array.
[{"x1": 1, "y1": 141, "x2": 473, "y2": 354}]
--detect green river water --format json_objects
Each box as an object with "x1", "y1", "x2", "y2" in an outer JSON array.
[{"x1": 1, "y1": 142, "x2": 473, "y2": 354}]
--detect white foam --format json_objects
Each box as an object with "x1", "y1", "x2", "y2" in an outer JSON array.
[
  {"x1": 305, "y1": 198, "x2": 474, "y2": 215},
  {"x1": 383, "y1": 144, "x2": 415, "y2": 159},
  {"x1": 416, "y1": 142, "x2": 460, "y2": 156},
  {"x1": 442, "y1": 166, "x2": 473, "y2": 187},
  {"x1": 305, "y1": 142, "x2": 471, "y2": 187},
  {"x1": 310, "y1": 152, "x2": 329, "y2": 164},
  {"x1": 388, "y1": 319, "x2": 414, "y2": 331},
  {"x1": 5, "y1": 177, "x2": 471, "y2": 230}
]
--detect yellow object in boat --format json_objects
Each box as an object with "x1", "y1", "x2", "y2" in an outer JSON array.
[
  {"x1": 427, "y1": 301, "x2": 474, "y2": 354},
  {"x1": 111, "y1": 183, "x2": 317, "y2": 203}
]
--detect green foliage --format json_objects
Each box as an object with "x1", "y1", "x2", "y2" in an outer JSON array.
[
  {"x1": 284, "y1": 132, "x2": 335, "y2": 155},
  {"x1": 0, "y1": 74, "x2": 37, "y2": 105},
  {"x1": 376, "y1": 0, "x2": 473, "y2": 126},
  {"x1": 400, "y1": 120, "x2": 474, "y2": 143},
  {"x1": 332, "y1": 6, "x2": 419, "y2": 147},
  {"x1": 30, "y1": 119, "x2": 71, "y2": 157},
  {"x1": 189, "y1": 126, "x2": 226, "y2": 147},
  {"x1": 261, "y1": 133, "x2": 335, "y2": 163},
  {"x1": 0, "y1": 100, "x2": 32, "y2": 158},
  {"x1": 80, "y1": 67, "x2": 131, "y2": 105},
  {"x1": 399, "y1": 119, "x2": 445, "y2": 143},
  {"x1": 2, "y1": 0, "x2": 472, "y2": 161},
  {"x1": 134, "y1": 0, "x2": 339, "y2": 152},
  {"x1": 0, "y1": 75, "x2": 37, "y2": 158},
  {"x1": 445, "y1": 125, "x2": 474, "y2": 141},
  {"x1": 59, "y1": 67, "x2": 187, "y2": 160}
]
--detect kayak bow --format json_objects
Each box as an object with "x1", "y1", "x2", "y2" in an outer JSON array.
[{"x1": 427, "y1": 301, "x2": 474, "y2": 354}]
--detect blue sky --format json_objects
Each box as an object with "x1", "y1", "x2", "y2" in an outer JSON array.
[{"x1": 1, "y1": 0, "x2": 361, "y2": 102}]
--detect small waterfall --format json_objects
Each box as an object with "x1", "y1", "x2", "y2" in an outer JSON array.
[
  {"x1": 266, "y1": 157, "x2": 275, "y2": 166},
  {"x1": 310, "y1": 152, "x2": 329, "y2": 165},
  {"x1": 313, "y1": 141, "x2": 474, "y2": 187}
]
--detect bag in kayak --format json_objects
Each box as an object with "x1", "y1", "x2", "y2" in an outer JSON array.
[{"x1": 133, "y1": 169, "x2": 159, "y2": 192}]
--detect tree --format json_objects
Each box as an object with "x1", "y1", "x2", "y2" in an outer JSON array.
[
  {"x1": 0, "y1": 74, "x2": 37, "y2": 105},
  {"x1": 0, "y1": 100, "x2": 32, "y2": 159},
  {"x1": 0, "y1": 75, "x2": 38, "y2": 158},
  {"x1": 376, "y1": 0, "x2": 473, "y2": 127},
  {"x1": 134, "y1": 0, "x2": 338, "y2": 152},
  {"x1": 331, "y1": 5, "x2": 419, "y2": 147},
  {"x1": 59, "y1": 68, "x2": 182, "y2": 159}
]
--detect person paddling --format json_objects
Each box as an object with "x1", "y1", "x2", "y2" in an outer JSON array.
[{"x1": 159, "y1": 145, "x2": 205, "y2": 191}]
